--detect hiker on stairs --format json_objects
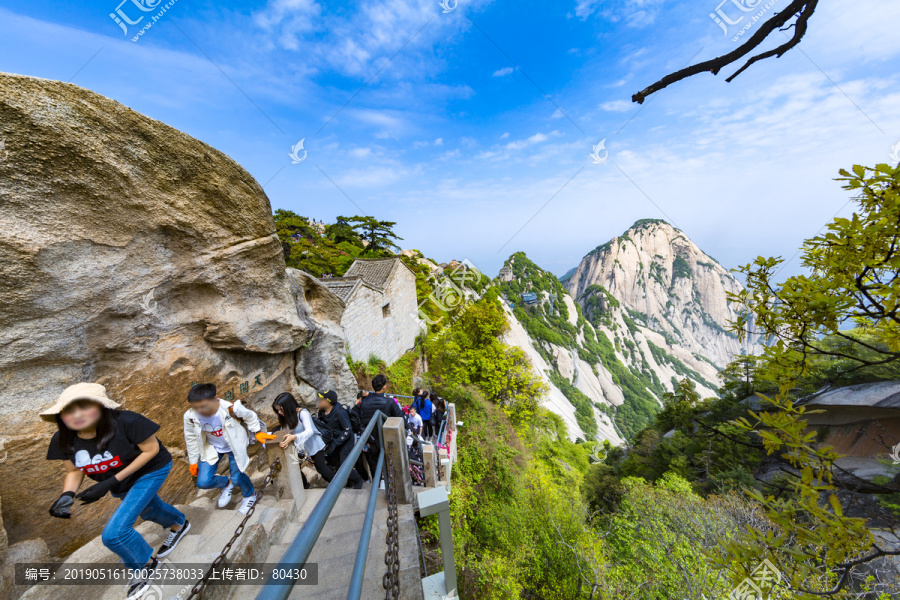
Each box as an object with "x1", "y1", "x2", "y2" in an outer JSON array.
[
  {"x1": 271, "y1": 392, "x2": 334, "y2": 487},
  {"x1": 352, "y1": 374, "x2": 406, "y2": 481},
  {"x1": 42, "y1": 383, "x2": 191, "y2": 600},
  {"x1": 183, "y1": 383, "x2": 276, "y2": 515},
  {"x1": 410, "y1": 389, "x2": 434, "y2": 439},
  {"x1": 314, "y1": 389, "x2": 363, "y2": 490}
]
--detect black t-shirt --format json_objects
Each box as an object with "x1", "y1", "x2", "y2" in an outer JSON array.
[{"x1": 47, "y1": 410, "x2": 172, "y2": 494}]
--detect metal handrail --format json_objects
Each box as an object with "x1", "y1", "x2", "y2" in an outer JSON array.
[
  {"x1": 436, "y1": 415, "x2": 448, "y2": 447},
  {"x1": 255, "y1": 411, "x2": 385, "y2": 600},
  {"x1": 346, "y1": 449, "x2": 384, "y2": 599}
]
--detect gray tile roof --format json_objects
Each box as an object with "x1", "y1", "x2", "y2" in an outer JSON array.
[
  {"x1": 344, "y1": 258, "x2": 399, "y2": 291},
  {"x1": 319, "y1": 278, "x2": 360, "y2": 303}
]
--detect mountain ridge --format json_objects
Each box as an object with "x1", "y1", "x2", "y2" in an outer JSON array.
[{"x1": 498, "y1": 220, "x2": 759, "y2": 441}]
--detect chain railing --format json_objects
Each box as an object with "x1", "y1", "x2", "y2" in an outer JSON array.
[
  {"x1": 382, "y1": 443, "x2": 400, "y2": 600},
  {"x1": 184, "y1": 457, "x2": 281, "y2": 600}
]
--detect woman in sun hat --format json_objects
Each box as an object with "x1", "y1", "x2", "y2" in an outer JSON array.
[{"x1": 42, "y1": 382, "x2": 189, "y2": 600}]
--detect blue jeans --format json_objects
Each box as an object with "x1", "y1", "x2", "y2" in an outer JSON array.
[
  {"x1": 104, "y1": 462, "x2": 185, "y2": 569},
  {"x1": 196, "y1": 452, "x2": 254, "y2": 498}
]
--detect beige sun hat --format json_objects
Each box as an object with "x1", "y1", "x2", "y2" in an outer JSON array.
[{"x1": 40, "y1": 383, "x2": 121, "y2": 422}]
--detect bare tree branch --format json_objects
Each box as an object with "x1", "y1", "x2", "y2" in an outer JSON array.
[{"x1": 632, "y1": 0, "x2": 820, "y2": 104}]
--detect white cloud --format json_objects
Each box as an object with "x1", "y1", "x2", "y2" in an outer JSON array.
[
  {"x1": 254, "y1": 0, "x2": 494, "y2": 78},
  {"x1": 253, "y1": 0, "x2": 320, "y2": 50},
  {"x1": 599, "y1": 100, "x2": 633, "y2": 112},
  {"x1": 500, "y1": 132, "x2": 510, "y2": 139},
  {"x1": 347, "y1": 108, "x2": 406, "y2": 131},
  {"x1": 505, "y1": 132, "x2": 550, "y2": 150},
  {"x1": 348, "y1": 147, "x2": 373, "y2": 158},
  {"x1": 434, "y1": 138, "x2": 443, "y2": 146},
  {"x1": 493, "y1": 66, "x2": 515, "y2": 77},
  {"x1": 574, "y1": 0, "x2": 666, "y2": 26}
]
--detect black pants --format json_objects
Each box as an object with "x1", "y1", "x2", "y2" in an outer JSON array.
[
  {"x1": 327, "y1": 441, "x2": 362, "y2": 486},
  {"x1": 423, "y1": 419, "x2": 434, "y2": 439},
  {"x1": 312, "y1": 449, "x2": 335, "y2": 481},
  {"x1": 298, "y1": 449, "x2": 335, "y2": 488}
]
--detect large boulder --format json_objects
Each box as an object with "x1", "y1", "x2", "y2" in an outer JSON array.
[
  {"x1": 0, "y1": 72, "x2": 348, "y2": 556},
  {"x1": 287, "y1": 269, "x2": 358, "y2": 405},
  {"x1": 0, "y1": 539, "x2": 50, "y2": 600}
]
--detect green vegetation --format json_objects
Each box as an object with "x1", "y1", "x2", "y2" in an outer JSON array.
[
  {"x1": 427, "y1": 289, "x2": 546, "y2": 423},
  {"x1": 547, "y1": 370, "x2": 597, "y2": 439},
  {"x1": 498, "y1": 252, "x2": 668, "y2": 440},
  {"x1": 671, "y1": 255, "x2": 692, "y2": 279},
  {"x1": 630, "y1": 218, "x2": 670, "y2": 231},
  {"x1": 421, "y1": 164, "x2": 900, "y2": 599},
  {"x1": 273, "y1": 210, "x2": 399, "y2": 276},
  {"x1": 713, "y1": 163, "x2": 900, "y2": 596},
  {"x1": 646, "y1": 340, "x2": 715, "y2": 390},
  {"x1": 425, "y1": 296, "x2": 787, "y2": 598},
  {"x1": 345, "y1": 348, "x2": 419, "y2": 394},
  {"x1": 424, "y1": 294, "x2": 747, "y2": 599}
]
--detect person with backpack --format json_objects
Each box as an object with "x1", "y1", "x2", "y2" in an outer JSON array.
[
  {"x1": 352, "y1": 374, "x2": 406, "y2": 479},
  {"x1": 183, "y1": 383, "x2": 276, "y2": 515},
  {"x1": 431, "y1": 397, "x2": 447, "y2": 444},
  {"x1": 410, "y1": 390, "x2": 434, "y2": 439},
  {"x1": 43, "y1": 383, "x2": 190, "y2": 600},
  {"x1": 314, "y1": 390, "x2": 363, "y2": 489},
  {"x1": 271, "y1": 392, "x2": 334, "y2": 486}
]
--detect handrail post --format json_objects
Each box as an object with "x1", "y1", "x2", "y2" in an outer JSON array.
[
  {"x1": 422, "y1": 443, "x2": 437, "y2": 488},
  {"x1": 418, "y1": 486, "x2": 456, "y2": 598},
  {"x1": 383, "y1": 417, "x2": 414, "y2": 505},
  {"x1": 271, "y1": 437, "x2": 305, "y2": 516}
]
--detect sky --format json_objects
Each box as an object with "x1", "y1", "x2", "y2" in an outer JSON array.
[{"x1": 1, "y1": 0, "x2": 899, "y2": 278}]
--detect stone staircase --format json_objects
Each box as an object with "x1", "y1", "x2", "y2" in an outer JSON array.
[
  {"x1": 242, "y1": 487, "x2": 420, "y2": 600},
  {"x1": 20, "y1": 480, "x2": 423, "y2": 600}
]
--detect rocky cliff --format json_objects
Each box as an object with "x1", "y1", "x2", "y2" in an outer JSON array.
[
  {"x1": 0, "y1": 72, "x2": 354, "y2": 557},
  {"x1": 565, "y1": 219, "x2": 757, "y2": 367},
  {"x1": 499, "y1": 221, "x2": 759, "y2": 441}
]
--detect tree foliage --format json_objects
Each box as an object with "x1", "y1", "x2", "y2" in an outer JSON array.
[
  {"x1": 427, "y1": 295, "x2": 547, "y2": 423},
  {"x1": 718, "y1": 164, "x2": 900, "y2": 597},
  {"x1": 730, "y1": 163, "x2": 900, "y2": 390}
]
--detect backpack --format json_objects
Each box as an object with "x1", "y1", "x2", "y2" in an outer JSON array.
[
  {"x1": 311, "y1": 414, "x2": 333, "y2": 446},
  {"x1": 347, "y1": 404, "x2": 363, "y2": 436}
]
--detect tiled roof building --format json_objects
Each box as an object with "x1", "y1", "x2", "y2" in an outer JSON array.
[{"x1": 319, "y1": 257, "x2": 422, "y2": 365}]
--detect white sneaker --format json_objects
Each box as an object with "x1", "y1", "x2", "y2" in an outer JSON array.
[
  {"x1": 238, "y1": 494, "x2": 257, "y2": 515},
  {"x1": 217, "y1": 482, "x2": 234, "y2": 508}
]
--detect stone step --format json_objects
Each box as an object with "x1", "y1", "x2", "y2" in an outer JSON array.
[
  {"x1": 20, "y1": 493, "x2": 292, "y2": 600},
  {"x1": 19, "y1": 476, "x2": 424, "y2": 600},
  {"x1": 239, "y1": 504, "x2": 420, "y2": 600}
]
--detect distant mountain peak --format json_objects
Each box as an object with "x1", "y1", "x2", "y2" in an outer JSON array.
[{"x1": 566, "y1": 223, "x2": 758, "y2": 370}]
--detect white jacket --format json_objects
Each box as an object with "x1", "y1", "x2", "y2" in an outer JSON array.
[
  {"x1": 183, "y1": 399, "x2": 262, "y2": 473},
  {"x1": 290, "y1": 408, "x2": 326, "y2": 458}
]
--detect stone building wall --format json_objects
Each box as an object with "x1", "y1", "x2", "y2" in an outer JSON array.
[{"x1": 340, "y1": 263, "x2": 421, "y2": 365}]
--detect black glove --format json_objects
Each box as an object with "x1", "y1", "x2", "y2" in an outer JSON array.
[
  {"x1": 49, "y1": 492, "x2": 75, "y2": 518},
  {"x1": 76, "y1": 478, "x2": 118, "y2": 505}
]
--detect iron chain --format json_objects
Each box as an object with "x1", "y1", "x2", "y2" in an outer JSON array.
[
  {"x1": 185, "y1": 457, "x2": 281, "y2": 600},
  {"x1": 382, "y1": 444, "x2": 400, "y2": 600}
]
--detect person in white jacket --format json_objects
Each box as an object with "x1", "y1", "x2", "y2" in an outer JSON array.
[
  {"x1": 271, "y1": 393, "x2": 333, "y2": 486},
  {"x1": 183, "y1": 383, "x2": 275, "y2": 514}
]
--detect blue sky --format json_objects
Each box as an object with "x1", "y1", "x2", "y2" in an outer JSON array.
[{"x1": 2, "y1": 0, "x2": 899, "y2": 277}]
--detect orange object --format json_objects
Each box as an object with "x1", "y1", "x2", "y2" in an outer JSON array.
[
  {"x1": 255, "y1": 432, "x2": 277, "y2": 444},
  {"x1": 189, "y1": 463, "x2": 198, "y2": 478}
]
